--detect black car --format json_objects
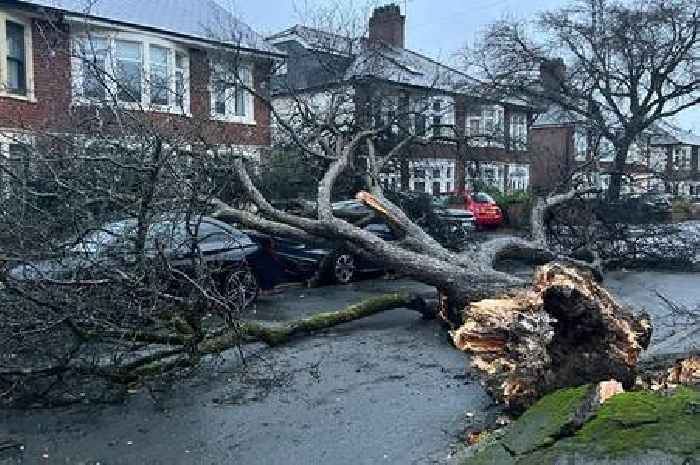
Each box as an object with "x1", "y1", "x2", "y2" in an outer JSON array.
[
  {"x1": 8, "y1": 216, "x2": 262, "y2": 307},
  {"x1": 246, "y1": 220, "x2": 397, "y2": 287}
]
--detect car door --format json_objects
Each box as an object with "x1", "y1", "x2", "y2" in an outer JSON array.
[{"x1": 269, "y1": 235, "x2": 327, "y2": 278}]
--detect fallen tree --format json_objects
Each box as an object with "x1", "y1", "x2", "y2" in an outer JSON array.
[{"x1": 452, "y1": 263, "x2": 652, "y2": 411}]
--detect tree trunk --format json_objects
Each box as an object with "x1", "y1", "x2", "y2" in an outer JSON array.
[
  {"x1": 455, "y1": 141, "x2": 466, "y2": 193},
  {"x1": 451, "y1": 263, "x2": 652, "y2": 412},
  {"x1": 607, "y1": 143, "x2": 630, "y2": 201}
]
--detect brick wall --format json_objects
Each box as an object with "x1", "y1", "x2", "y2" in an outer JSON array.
[
  {"x1": 529, "y1": 125, "x2": 575, "y2": 193},
  {"x1": 0, "y1": 16, "x2": 271, "y2": 148}
]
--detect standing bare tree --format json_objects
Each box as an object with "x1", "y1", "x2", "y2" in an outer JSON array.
[{"x1": 468, "y1": 0, "x2": 700, "y2": 199}]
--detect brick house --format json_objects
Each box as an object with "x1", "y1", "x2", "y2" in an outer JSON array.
[
  {"x1": 530, "y1": 107, "x2": 700, "y2": 198},
  {"x1": 649, "y1": 122, "x2": 700, "y2": 198},
  {"x1": 268, "y1": 4, "x2": 535, "y2": 195},
  {"x1": 0, "y1": 0, "x2": 283, "y2": 160}
]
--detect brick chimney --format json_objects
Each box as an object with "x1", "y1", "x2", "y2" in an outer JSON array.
[
  {"x1": 540, "y1": 58, "x2": 567, "y2": 95},
  {"x1": 369, "y1": 4, "x2": 405, "y2": 48}
]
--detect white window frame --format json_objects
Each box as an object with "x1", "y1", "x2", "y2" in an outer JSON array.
[
  {"x1": 71, "y1": 30, "x2": 191, "y2": 115},
  {"x1": 465, "y1": 105, "x2": 504, "y2": 147},
  {"x1": 510, "y1": 112, "x2": 528, "y2": 151},
  {"x1": 210, "y1": 61, "x2": 255, "y2": 125},
  {"x1": 0, "y1": 11, "x2": 35, "y2": 101},
  {"x1": 673, "y1": 145, "x2": 692, "y2": 170},
  {"x1": 507, "y1": 164, "x2": 530, "y2": 192}
]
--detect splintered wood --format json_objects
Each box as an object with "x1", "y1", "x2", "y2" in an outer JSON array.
[{"x1": 451, "y1": 263, "x2": 652, "y2": 411}]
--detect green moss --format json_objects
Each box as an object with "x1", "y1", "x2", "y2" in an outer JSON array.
[
  {"x1": 463, "y1": 443, "x2": 515, "y2": 465},
  {"x1": 500, "y1": 385, "x2": 591, "y2": 455},
  {"x1": 464, "y1": 387, "x2": 700, "y2": 465},
  {"x1": 571, "y1": 387, "x2": 700, "y2": 457}
]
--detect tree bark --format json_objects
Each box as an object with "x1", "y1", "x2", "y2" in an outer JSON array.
[
  {"x1": 607, "y1": 142, "x2": 631, "y2": 201},
  {"x1": 451, "y1": 263, "x2": 652, "y2": 412}
]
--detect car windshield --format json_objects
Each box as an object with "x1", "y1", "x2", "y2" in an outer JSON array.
[{"x1": 473, "y1": 192, "x2": 495, "y2": 204}]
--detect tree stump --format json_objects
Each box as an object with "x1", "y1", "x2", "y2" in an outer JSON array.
[{"x1": 451, "y1": 263, "x2": 652, "y2": 411}]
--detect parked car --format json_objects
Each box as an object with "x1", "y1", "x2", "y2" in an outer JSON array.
[
  {"x1": 435, "y1": 208, "x2": 476, "y2": 235},
  {"x1": 8, "y1": 216, "x2": 262, "y2": 307},
  {"x1": 435, "y1": 191, "x2": 504, "y2": 228},
  {"x1": 464, "y1": 192, "x2": 504, "y2": 227},
  {"x1": 245, "y1": 220, "x2": 396, "y2": 286}
]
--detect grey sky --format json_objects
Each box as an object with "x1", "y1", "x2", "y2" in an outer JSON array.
[{"x1": 231, "y1": 0, "x2": 699, "y2": 132}]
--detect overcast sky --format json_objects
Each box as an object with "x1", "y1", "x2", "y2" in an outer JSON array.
[{"x1": 231, "y1": 0, "x2": 699, "y2": 132}]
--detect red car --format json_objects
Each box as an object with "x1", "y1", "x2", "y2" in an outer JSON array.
[
  {"x1": 438, "y1": 190, "x2": 503, "y2": 228},
  {"x1": 465, "y1": 192, "x2": 503, "y2": 227}
]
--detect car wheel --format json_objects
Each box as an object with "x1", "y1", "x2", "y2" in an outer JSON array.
[
  {"x1": 332, "y1": 253, "x2": 356, "y2": 284},
  {"x1": 223, "y1": 265, "x2": 259, "y2": 309}
]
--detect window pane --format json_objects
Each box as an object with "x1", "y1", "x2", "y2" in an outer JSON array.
[
  {"x1": 234, "y1": 86, "x2": 246, "y2": 116},
  {"x1": 214, "y1": 83, "x2": 227, "y2": 115},
  {"x1": 115, "y1": 40, "x2": 142, "y2": 103},
  {"x1": 6, "y1": 21, "x2": 26, "y2": 95},
  {"x1": 80, "y1": 37, "x2": 109, "y2": 100},
  {"x1": 175, "y1": 52, "x2": 186, "y2": 110},
  {"x1": 235, "y1": 67, "x2": 249, "y2": 116},
  {"x1": 149, "y1": 45, "x2": 169, "y2": 106}
]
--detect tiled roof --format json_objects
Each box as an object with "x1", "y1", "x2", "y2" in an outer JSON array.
[
  {"x1": 18, "y1": 0, "x2": 283, "y2": 55},
  {"x1": 345, "y1": 44, "x2": 474, "y2": 93},
  {"x1": 267, "y1": 25, "x2": 361, "y2": 56},
  {"x1": 650, "y1": 120, "x2": 700, "y2": 146},
  {"x1": 531, "y1": 106, "x2": 585, "y2": 127},
  {"x1": 268, "y1": 23, "x2": 474, "y2": 94}
]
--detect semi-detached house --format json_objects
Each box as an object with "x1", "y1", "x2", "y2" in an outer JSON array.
[
  {"x1": 268, "y1": 4, "x2": 536, "y2": 195},
  {"x1": 0, "y1": 0, "x2": 283, "y2": 161}
]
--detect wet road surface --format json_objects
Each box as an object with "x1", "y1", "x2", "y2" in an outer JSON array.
[
  {"x1": 1, "y1": 278, "x2": 493, "y2": 465},
  {"x1": 3, "y1": 271, "x2": 699, "y2": 465}
]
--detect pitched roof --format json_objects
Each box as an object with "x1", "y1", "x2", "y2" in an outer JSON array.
[
  {"x1": 267, "y1": 25, "x2": 361, "y2": 56},
  {"x1": 650, "y1": 120, "x2": 700, "y2": 146},
  {"x1": 17, "y1": 0, "x2": 283, "y2": 56},
  {"x1": 268, "y1": 24, "x2": 474, "y2": 94},
  {"x1": 531, "y1": 106, "x2": 585, "y2": 128},
  {"x1": 345, "y1": 44, "x2": 474, "y2": 93}
]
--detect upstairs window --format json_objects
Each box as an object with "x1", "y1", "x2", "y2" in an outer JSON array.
[
  {"x1": 72, "y1": 33, "x2": 190, "y2": 114},
  {"x1": 210, "y1": 62, "x2": 254, "y2": 123},
  {"x1": 1, "y1": 14, "x2": 33, "y2": 99},
  {"x1": 114, "y1": 40, "x2": 142, "y2": 103},
  {"x1": 465, "y1": 105, "x2": 504, "y2": 147},
  {"x1": 6, "y1": 21, "x2": 26, "y2": 95},
  {"x1": 148, "y1": 45, "x2": 169, "y2": 106},
  {"x1": 432, "y1": 100, "x2": 443, "y2": 138},
  {"x1": 510, "y1": 113, "x2": 528, "y2": 150},
  {"x1": 81, "y1": 37, "x2": 109, "y2": 100}
]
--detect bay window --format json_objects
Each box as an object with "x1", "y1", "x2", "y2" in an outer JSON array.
[
  {"x1": 0, "y1": 13, "x2": 33, "y2": 99},
  {"x1": 72, "y1": 32, "x2": 190, "y2": 114},
  {"x1": 210, "y1": 62, "x2": 254, "y2": 123}
]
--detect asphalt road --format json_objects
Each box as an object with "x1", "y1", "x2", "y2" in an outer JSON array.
[
  {"x1": 3, "y1": 271, "x2": 698, "y2": 465},
  {"x1": 1, "y1": 278, "x2": 494, "y2": 465}
]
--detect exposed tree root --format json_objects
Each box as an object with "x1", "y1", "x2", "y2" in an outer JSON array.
[{"x1": 451, "y1": 263, "x2": 652, "y2": 412}]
